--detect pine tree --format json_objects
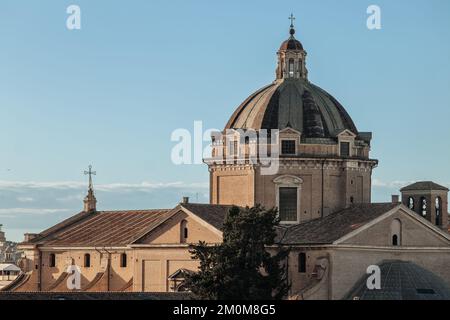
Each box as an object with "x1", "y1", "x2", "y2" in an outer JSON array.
[{"x1": 186, "y1": 205, "x2": 290, "y2": 300}]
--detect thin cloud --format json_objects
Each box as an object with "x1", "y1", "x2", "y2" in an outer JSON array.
[
  {"x1": 0, "y1": 180, "x2": 209, "y2": 192},
  {"x1": 372, "y1": 179, "x2": 413, "y2": 188},
  {"x1": 0, "y1": 181, "x2": 85, "y2": 189},
  {"x1": 16, "y1": 197, "x2": 34, "y2": 202},
  {"x1": 0, "y1": 208, "x2": 71, "y2": 217},
  {"x1": 55, "y1": 194, "x2": 85, "y2": 202}
]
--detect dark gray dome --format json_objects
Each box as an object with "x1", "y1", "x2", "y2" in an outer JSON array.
[
  {"x1": 346, "y1": 260, "x2": 450, "y2": 300},
  {"x1": 225, "y1": 78, "x2": 358, "y2": 138}
]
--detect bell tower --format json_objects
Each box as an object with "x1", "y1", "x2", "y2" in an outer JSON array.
[{"x1": 401, "y1": 181, "x2": 448, "y2": 230}]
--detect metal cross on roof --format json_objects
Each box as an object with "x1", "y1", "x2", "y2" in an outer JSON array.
[
  {"x1": 289, "y1": 13, "x2": 295, "y2": 27},
  {"x1": 84, "y1": 165, "x2": 96, "y2": 190}
]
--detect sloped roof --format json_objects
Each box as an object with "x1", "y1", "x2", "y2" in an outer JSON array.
[
  {"x1": 167, "y1": 268, "x2": 194, "y2": 280},
  {"x1": 277, "y1": 203, "x2": 399, "y2": 245},
  {"x1": 0, "y1": 264, "x2": 21, "y2": 272},
  {"x1": 26, "y1": 209, "x2": 174, "y2": 247},
  {"x1": 400, "y1": 181, "x2": 449, "y2": 192},
  {"x1": 346, "y1": 260, "x2": 450, "y2": 300},
  {"x1": 21, "y1": 204, "x2": 235, "y2": 248},
  {"x1": 22, "y1": 202, "x2": 404, "y2": 248},
  {"x1": 180, "y1": 203, "x2": 234, "y2": 231}
]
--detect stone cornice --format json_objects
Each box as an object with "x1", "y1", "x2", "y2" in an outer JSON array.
[{"x1": 207, "y1": 157, "x2": 378, "y2": 172}]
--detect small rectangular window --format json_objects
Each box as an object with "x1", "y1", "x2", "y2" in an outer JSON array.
[
  {"x1": 279, "y1": 187, "x2": 298, "y2": 222},
  {"x1": 298, "y1": 252, "x2": 306, "y2": 273},
  {"x1": 84, "y1": 254, "x2": 91, "y2": 268},
  {"x1": 281, "y1": 140, "x2": 296, "y2": 155},
  {"x1": 340, "y1": 142, "x2": 350, "y2": 157},
  {"x1": 120, "y1": 253, "x2": 127, "y2": 268},
  {"x1": 49, "y1": 254, "x2": 56, "y2": 268}
]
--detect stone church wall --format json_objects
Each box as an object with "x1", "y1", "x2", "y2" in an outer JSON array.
[{"x1": 341, "y1": 210, "x2": 449, "y2": 247}]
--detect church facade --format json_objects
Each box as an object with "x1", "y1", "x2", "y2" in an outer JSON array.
[{"x1": 3, "y1": 20, "x2": 450, "y2": 300}]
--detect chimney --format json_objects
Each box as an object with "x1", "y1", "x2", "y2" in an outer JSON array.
[
  {"x1": 391, "y1": 195, "x2": 400, "y2": 204},
  {"x1": 182, "y1": 196, "x2": 189, "y2": 204},
  {"x1": 24, "y1": 233, "x2": 39, "y2": 242}
]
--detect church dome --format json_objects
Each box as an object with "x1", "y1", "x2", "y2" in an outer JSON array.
[
  {"x1": 225, "y1": 78, "x2": 358, "y2": 138},
  {"x1": 225, "y1": 18, "x2": 358, "y2": 139},
  {"x1": 279, "y1": 38, "x2": 303, "y2": 51}
]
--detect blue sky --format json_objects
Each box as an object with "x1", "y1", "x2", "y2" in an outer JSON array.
[{"x1": 0, "y1": 0, "x2": 449, "y2": 241}]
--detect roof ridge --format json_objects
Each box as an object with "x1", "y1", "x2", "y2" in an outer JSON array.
[
  {"x1": 182, "y1": 203, "x2": 234, "y2": 206},
  {"x1": 98, "y1": 208, "x2": 171, "y2": 213}
]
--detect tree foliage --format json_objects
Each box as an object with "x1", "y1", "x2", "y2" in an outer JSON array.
[{"x1": 186, "y1": 205, "x2": 290, "y2": 300}]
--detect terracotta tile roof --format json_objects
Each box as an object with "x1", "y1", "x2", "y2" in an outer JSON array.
[
  {"x1": 23, "y1": 202, "x2": 400, "y2": 248},
  {"x1": 278, "y1": 203, "x2": 400, "y2": 245},
  {"x1": 28, "y1": 209, "x2": 174, "y2": 247}
]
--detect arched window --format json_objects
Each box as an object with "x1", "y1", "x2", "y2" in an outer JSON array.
[
  {"x1": 49, "y1": 253, "x2": 56, "y2": 267},
  {"x1": 229, "y1": 140, "x2": 239, "y2": 156},
  {"x1": 298, "y1": 252, "x2": 306, "y2": 273},
  {"x1": 84, "y1": 254, "x2": 91, "y2": 268},
  {"x1": 436, "y1": 197, "x2": 442, "y2": 226},
  {"x1": 180, "y1": 220, "x2": 188, "y2": 243},
  {"x1": 392, "y1": 234, "x2": 399, "y2": 246},
  {"x1": 288, "y1": 59, "x2": 294, "y2": 77},
  {"x1": 420, "y1": 197, "x2": 427, "y2": 217},
  {"x1": 391, "y1": 219, "x2": 402, "y2": 246},
  {"x1": 408, "y1": 197, "x2": 415, "y2": 210},
  {"x1": 120, "y1": 253, "x2": 127, "y2": 268}
]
